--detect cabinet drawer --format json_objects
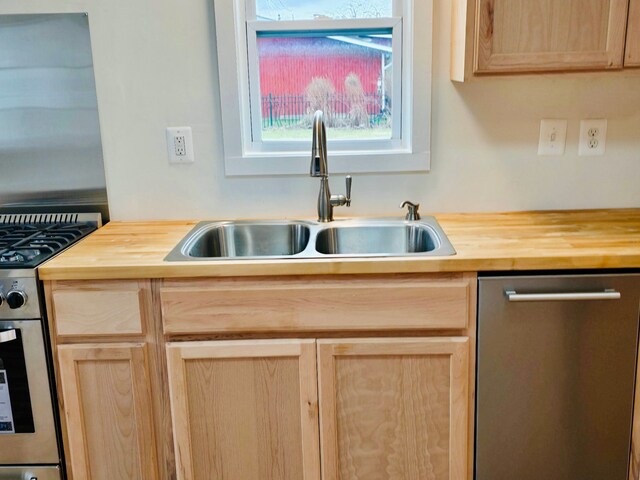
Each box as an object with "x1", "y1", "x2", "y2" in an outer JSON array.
[
  {"x1": 50, "y1": 280, "x2": 149, "y2": 337},
  {"x1": 161, "y1": 273, "x2": 475, "y2": 334}
]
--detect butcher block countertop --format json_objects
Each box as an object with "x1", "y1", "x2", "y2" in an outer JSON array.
[{"x1": 38, "y1": 209, "x2": 640, "y2": 280}]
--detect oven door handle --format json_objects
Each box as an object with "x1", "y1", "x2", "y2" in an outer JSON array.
[{"x1": 0, "y1": 329, "x2": 17, "y2": 343}]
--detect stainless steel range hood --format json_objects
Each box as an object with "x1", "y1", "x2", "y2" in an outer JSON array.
[{"x1": 0, "y1": 13, "x2": 109, "y2": 221}]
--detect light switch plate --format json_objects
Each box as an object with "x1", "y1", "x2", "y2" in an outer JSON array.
[
  {"x1": 579, "y1": 119, "x2": 607, "y2": 156},
  {"x1": 166, "y1": 126, "x2": 194, "y2": 164},
  {"x1": 538, "y1": 119, "x2": 568, "y2": 156}
]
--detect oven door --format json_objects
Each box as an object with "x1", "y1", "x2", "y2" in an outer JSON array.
[{"x1": 0, "y1": 320, "x2": 59, "y2": 465}]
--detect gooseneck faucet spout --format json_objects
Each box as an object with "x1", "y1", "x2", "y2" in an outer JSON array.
[
  {"x1": 310, "y1": 110, "x2": 352, "y2": 222},
  {"x1": 310, "y1": 110, "x2": 328, "y2": 177}
]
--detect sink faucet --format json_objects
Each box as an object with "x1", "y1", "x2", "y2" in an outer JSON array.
[{"x1": 310, "y1": 110, "x2": 352, "y2": 222}]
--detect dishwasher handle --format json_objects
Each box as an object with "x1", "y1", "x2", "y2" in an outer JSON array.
[{"x1": 505, "y1": 289, "x2": 621, "y2": 302}]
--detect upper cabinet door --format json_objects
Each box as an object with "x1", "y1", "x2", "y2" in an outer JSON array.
[
  {"x1": 166, "y1": 339, "x2": 321, "y2": 480},
  {"x1": 475, "y1": 0, "x2": 630, "y2": 73},
  {"x1": 626, "y1": 0, "x2": 640, "y2": 66},
  {"x1": 317, "y1": 338, "x2": 469, "y2": 480}
]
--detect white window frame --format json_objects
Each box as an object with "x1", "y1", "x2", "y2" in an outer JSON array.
[{"x1": 213, "y1": 0, "x2": 432, "y2": 176}]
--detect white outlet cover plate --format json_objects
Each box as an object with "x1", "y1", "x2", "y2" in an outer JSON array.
[
  {"x1": 166, "y1": 126, "x2": 194, "y2": 164},
  {"x1": 579, "y1": 119, "x2": 607, "y2": 156},
  {"x1": 538, "y1": 119, "x2": 568, "y2": 156}
]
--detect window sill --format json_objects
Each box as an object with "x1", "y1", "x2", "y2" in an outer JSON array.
[{"x1": 224, "y1": 149, "x2": 430, "y2": 176}]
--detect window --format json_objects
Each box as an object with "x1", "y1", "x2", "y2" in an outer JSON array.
[{"x1": 213, "y1": 0, "x2": 432, "y2": 175}]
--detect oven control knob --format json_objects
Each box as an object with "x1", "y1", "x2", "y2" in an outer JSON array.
[{"x1": 6, "y1": 290, "x2": 26, "y2": 309}]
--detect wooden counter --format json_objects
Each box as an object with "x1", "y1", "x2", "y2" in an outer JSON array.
[{"x1": 38, "y1": 209, "x2": 640, "y2": 280}]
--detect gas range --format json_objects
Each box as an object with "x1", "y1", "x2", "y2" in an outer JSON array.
[{"x1": 0, "y1": 213, "x2": 100, "y2": 480}]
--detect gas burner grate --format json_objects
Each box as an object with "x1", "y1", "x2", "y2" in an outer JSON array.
[
  {"x1": 0, "y1": 221, "x2": 97, "y2": 268},
  {"x1": 29, "y1": 239, "x2": 66, "y2": 249},
  {"x1": 0, "y1": 249, "x2": 47, "y2": 264}
]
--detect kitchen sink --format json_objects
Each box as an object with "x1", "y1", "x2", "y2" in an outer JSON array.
[
  {"x1": 315, "y1": 223, "x2": 439, "y2": 255},
  {"x1": 164, "y1": 217, "x2": 455, "y2": 261},
  {"x1": 176, "y1": 221, "x2": 312, "y2": 259}
]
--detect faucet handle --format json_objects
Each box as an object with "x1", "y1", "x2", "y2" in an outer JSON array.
[
  {"x1": 400, "y1": 201, "x2": 420, "y2": 221},
  {"x1": 330, "y1": 175, "x2": 353, "y2": 209}
]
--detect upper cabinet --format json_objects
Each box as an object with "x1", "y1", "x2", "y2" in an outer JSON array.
[
  {"x1": 477, "y1": 0, "x2": 628, "y2": 73},
  {"x1": 627, "y1": 0, "x2": 640, "y2": 66},
  {"x1": 451, "y1": 0, "x2": 636, "y2": 80}
]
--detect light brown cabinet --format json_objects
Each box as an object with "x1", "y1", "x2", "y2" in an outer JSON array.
[
  {"x1": 57, "y1": 344, "x2": 159, "y2": 480},
  {"x1": 166, "y1": 340, "x2": 321, "y2": 480},
  {"x1": 452, "y1": 0, "x2": 637, "y2": 79},
  {"x1": 626, "y1": 0, "x2": 640, "y2": 66},
  {"x1": 166, "y1": 337, "x2": 469, "y2": 480},
  {"x1": 317, "y1": 338, "x2": 469, "y2": 480},
  {"x1": 46, "y1": 274, "x2": 477, "y2": 480},
  {"x1": 46, "y1": 279, "x2": 165, "y2": 480},
  {"x1": 159, "y1": 274, "x2": 476, "y2": 480}
]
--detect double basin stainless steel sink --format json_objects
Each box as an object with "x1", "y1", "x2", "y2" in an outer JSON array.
[{"x1": 165, "y1": 217, "x2": 456, "y2": 261}]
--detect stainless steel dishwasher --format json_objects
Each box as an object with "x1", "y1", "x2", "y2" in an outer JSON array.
[{"x1": 476, "y1": 273, "x2": 640, "y2": 480}]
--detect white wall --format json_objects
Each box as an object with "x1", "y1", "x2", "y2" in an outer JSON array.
[{"x1": 2, "y1": 0, "x2": 639, "y2": 220}]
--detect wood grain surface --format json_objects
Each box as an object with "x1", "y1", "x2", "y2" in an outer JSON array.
[
  {"x1": 475, "y1": 0, "x2": 629, "y2": 73},
  {"x1": 51, "y1": 280, "x2": 146, "y2": 337},
  {"x1": 317, "y1": 338, "x2": 469, "y2": 480},
  {"x1": 626, "y1": 0, "x2": 640, "y2": 67},
  {"x1": 450, "y1": 0, "x2": 476, "y2": 81},
  {"x1": 160, "y1": 273, "x2": 473, "y2": 334},
  {"x1": 57, "y1": 344, "x2": 159, "y2": 480},
  {"x1": 37, "y1": 210, "x2": 640, "y2": 280},
  {"x1": 166, "y1": 339, "x2": 320, "y2": 480}
]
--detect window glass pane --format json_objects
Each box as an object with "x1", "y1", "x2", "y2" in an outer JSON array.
[
  {"x1": 256, "y1": 0, "x2": 392, "y2": 21},
  {"x1": 256, "y1": 31, "x2": 393, "y2": 141}
]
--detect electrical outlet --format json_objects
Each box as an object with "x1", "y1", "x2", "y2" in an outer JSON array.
[
  {"x1": 538, "y1": 119, "x2": 568, "y2": 156},
  {"x1": 175, "y1": 135, "x2": 186, "y2": 156},
  {"x1": 579, "y1": 119, "x2": 607, "y2": 156},
  {"x1": 166, "y1": 127, "x2": 194, "y2": 164}
]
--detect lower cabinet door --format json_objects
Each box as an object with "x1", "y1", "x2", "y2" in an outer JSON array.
[
  {"x1": 166, "y1": 339, "x2": 321, "y2": 480},
  {"x1": 57, "y1": 343, "x2": 159, "y2": 480},
  {"x1": 317, "y1": 338, "x2": 469, "y2": 480}
]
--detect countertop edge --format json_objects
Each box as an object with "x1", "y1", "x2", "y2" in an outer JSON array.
[{"x1": 38, "y1": 254, "x2": 640, "y2": 281}]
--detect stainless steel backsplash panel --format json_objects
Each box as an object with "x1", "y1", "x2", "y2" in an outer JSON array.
[{"x1": 0, "y1": 13, "x2": 108, "y2": 220}]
